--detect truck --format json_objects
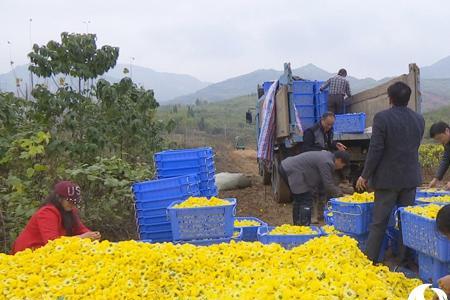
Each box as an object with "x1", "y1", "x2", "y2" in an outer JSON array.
[{"x1": 256, "y1": 63, "x2": 422, "y2": 203}]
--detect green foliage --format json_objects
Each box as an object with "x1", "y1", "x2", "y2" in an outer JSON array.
[
  {"x1": 29, "y1": 32, "x2": 119, "y2": 82},
  {"x1": 0, "y1": 33, "x2": 167, "y2": 253},
  {"x1": 158, "y1": 94, "x2": 257, "y2": 147},
  {"x1": 0, "y1": 131, "x2": 53, "y2": 250},
  {"x1": 419, "y1": 143, "x2": 444, "y2": 177},
  {"x1": 64, "y1": 157, "x2": 152, "y2": 241},
  {"x1": 423, "y1": 105, "x2": 450, "y2": 142}
]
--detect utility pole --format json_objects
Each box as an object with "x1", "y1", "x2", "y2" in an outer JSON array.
[
  {"x1": 83, "y1": 20, "x2": 91, "y2": 33},
  {"x1": 130, "y1": 57, "x2": 135, "y2": 80},
  {"x1": 29, "y1": 18, "x2": 34, "y2": 93}
]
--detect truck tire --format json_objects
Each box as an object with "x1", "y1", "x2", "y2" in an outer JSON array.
[{"x1": 271, "y1": 157, "x2": 292, "y2": 203}]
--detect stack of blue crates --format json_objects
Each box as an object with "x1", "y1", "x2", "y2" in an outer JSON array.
[
  {"x1": 291, "y1": 80, "x2": 316, "y2": 130},
  {"x1": 262, "y1": 80, "x2": 329, "y2": 131},
  {"x1": 132, "y1": 174, "x2": 200, "y2": 242},
  {"x1": 154, "y1": 147, "x2": 218, "y2": 197},
  {"x1": 399, "y1": 205, "x2": 450, "y2": 286}
]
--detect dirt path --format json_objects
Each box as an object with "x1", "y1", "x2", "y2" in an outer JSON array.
[{"x1": 214, "y1": 144, "x2": 292, "y2": 226}]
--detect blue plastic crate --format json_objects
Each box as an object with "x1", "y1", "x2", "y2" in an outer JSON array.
[
  {"x1": 155, "y1": 147, "x2": 213, "y2": 161},
  {"x1": 139, "y1": 230, "x2": 173, "y2": 242},
  {"x1": 157, "y1": 164, "x2": 216, "y2": 178},
  {"x1": 399, "y1": 206, "x2": 450, "y2": 262},
  {"x1": 155, "y1": 157, "x2": 214, "y2": 170},
  {"x1": 135, "y1": 197, "x2": 187, "y2": 210},
  {"x1": 133, "y1": 175, "x2": 200, "y2": 202},
  {"x1": 415, "y1": 196, "x2": 450, "y2": 205},
  {"x1": 416, "y1": 189, "x2": 450, "y2": 198},
  {"x1": 139, "y1": 222, "x2": 171, "y2": 232},
  {"x1": 234, "y1": 217, "x2": 268, "y2": 242},
  {"x1": 315, "y1": 91, "x2": 328, "y2": 119},
  {"x1": 257, "y1": 226, "x2": 322, "y2": 250},
  {"x1": 199, "y1": 180, "x2": 217, "y2": 190},
  {"x1": 334, "y1": 113, "x2": 366, "y2": 134},
  {"x1": 175, "y1": 228, "x2": 243, "y2": 246},
  {"x1": 295, "y1": 105, "x2": 315, "y2": 118},
  {"x1": 134, "y1": 190, "x2": 198, "y2": 210},
  {"x1": 292, "y1": 80, "x2": 315, "y2": 94},
  {"x1": 263, "y1": 81, "x2": 276, "y2": 94},
  {"x1": 132, "y1": 174, "x2": 198, "y2": 193},
  {"x1": 167, "y1": 198, "x2": 236, "y2": 241},
  {"x1": 292, "y1": 93, "x2": 315, "y2": 106},
  {"x1": 329, "y1": 198, "x2": 374, "y2": 235},
  {"x1": 314, "y1": 81, "x2": 326, "y2": 93},
  {"x1": 199, "y1": 187, "x2": 218, "y2": 197},
  {"x1": 137, "y1": 213, "x2": 168, "y2": 224},
  {"x1": 300, "y1": 117, "x2": 316, "y2": 130},
  {"x1": 418, "y1": 253, "x2": 450, "y2": 286},
  {"x1": 323, "y1": 210, "x2": 334, "y2": 226}
]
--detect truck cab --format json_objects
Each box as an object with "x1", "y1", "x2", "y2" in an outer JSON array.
[{"x1": 256, "y1": 63, "x2": 422, "y2": 202}]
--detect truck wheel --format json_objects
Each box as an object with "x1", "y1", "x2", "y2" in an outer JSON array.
[{"x1": 271, "y1": 158, "x2": 292, "y2": 203}]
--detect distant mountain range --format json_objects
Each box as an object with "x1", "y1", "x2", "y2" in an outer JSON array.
[
  {"x1": 1, "y1": 56, "x2": 450, "y2": 111},
  {"x1": 169, "y1": 59, "x2": 450, "y2": 111},
  {"x1": 0, "y1": 64, "x2": 210, "y2": 102},
  {"x1": 169, "y1": 63, "x2": 384, "y2": 104}
]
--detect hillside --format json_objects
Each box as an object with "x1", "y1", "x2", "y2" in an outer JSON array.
[
  {"x1": 421, "y1": 56, "x2": 450, "y2": 79},
  {"x1": 158, "y1": 94, "x2": 257, "y2": 147},
  {"x1": 170, "y1": 64, "x2": 381, "y2": 105},
  {"x1": 0, "y1": 64, "x2": 209, "y2": 103}
]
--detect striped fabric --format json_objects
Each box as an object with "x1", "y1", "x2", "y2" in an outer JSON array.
[{"x1": 257, "y1": 82, "x2": 303, "y2": 163}]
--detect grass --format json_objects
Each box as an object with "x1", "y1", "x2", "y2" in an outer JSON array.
[{"x1": 157, "y1": 94, "x2": 258, "y2": 148}]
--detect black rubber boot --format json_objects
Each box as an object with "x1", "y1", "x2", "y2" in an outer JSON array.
[{"x1": 299, "y1": 205, "x2": 312, "y2": 226}]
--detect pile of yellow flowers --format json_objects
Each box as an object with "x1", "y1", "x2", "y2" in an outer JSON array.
[
  {"x1": 174, "y1": 196, "x2": 230, "y2": 208},
  {"x1": 321, "y1": 225, "x2": 343, "y2": 235},
  {"x1": 339, "y1": 192, "x2": 374, "y2": 203},
  {"x1": 0, "y1": 236, "x2": 424, "y2": 299},
  {"x1": 234, "y1": 219, "x2": 261, "y2": 227},
  {"x1": 417, "y1": 195, "x2": 450, "y2": 204},
  {"x1": 405, "y1": 204, "x2": 443, "y2": 219},
  {"x1": 269, "y1": 224, "x2": 318, "y2": 235}
]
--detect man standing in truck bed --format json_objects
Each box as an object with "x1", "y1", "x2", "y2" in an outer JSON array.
[{"x1": 320, "y1": 69, "x2": 352, "y2": 114}]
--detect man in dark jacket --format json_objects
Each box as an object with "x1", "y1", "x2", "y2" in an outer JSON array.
[
  {"x1": 280, "y1": 150, "x2": 349, "y2": 225},
  {"x1": 302, "y1": 112, "x2": 347, "y2": 153},
  {"x1": 428, "y1": 121, "x2": 450, "y2": 190},
  {"x1": 356, "y1": 81, "x2": 425, "y2": 263}
]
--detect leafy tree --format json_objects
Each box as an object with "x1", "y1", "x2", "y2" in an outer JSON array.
[{"x1": 28, "y1": 32, "x2": 119, "y2": 93}]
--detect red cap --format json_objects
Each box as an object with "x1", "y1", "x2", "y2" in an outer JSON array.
[{"x1": 54, "y1": 181, "x2": 81, "y2": 205}]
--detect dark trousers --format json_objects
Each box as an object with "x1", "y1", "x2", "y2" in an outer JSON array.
[
  {"x1": 278, "y1": 165, "x2": 313, "y2": 225},
  {"x1": 328, "y1": 94, "x2": 346, "y2": 114},
  {"x1": 365, "y1": 188, "x2": 416, "y2": 263}
]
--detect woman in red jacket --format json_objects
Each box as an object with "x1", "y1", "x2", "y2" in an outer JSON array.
[{"x1": 12, "y1": 181, "x2": 101, "y2": 254}]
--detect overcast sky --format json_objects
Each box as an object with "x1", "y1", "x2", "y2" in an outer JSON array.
[{"x1": 1, "y1": 0, "x2": 449, "y2": 82}]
